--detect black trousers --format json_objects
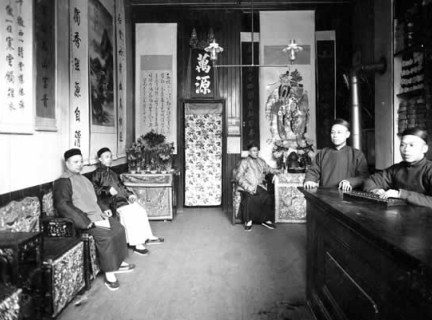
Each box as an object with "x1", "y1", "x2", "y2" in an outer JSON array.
[{"x1": 240, "y1": 186, "x2": 274, "y2": 224}]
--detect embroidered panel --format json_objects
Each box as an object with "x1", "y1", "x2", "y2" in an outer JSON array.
[
  {"x1": 184, "y1": 105, "x2": 223, "y2": 206},
  {"x1": 0, "y1": 288, "x2": 21, "y2": 320},
  {"x1": 41, "y1": 191, "x2": 56, "y2": 217},
  {"x1": 0, "y1": 197, "x2": 40, "y2": 232},
  {"x1": 275, "y1": 173, "x2": 306, "y2": 223},
  {"x1": 51, "y1": 241, "x2": 85, "y2": 317},
  {"x1": 129, "y1": 187, "x2": 172, "y2": 219}
]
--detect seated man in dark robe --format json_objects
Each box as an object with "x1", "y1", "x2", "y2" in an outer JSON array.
[
  {"x1": 304, "y1": 118, "x2": 369, "y2": 191},
  {"x1": 236, "y1": 143, "x2": 280, "y2": 231},
  {"x1": 53, "y1": 148, "x2": 134, "y2": 291},
  {"x1": 363, "y1": 127, "x2": 432, "y2": 207}
]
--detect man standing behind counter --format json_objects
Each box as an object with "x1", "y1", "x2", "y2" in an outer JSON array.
[
  {"x1": 364, "y1": 127, "x2": 432, "y2": 207},
  {"x1": 304, "y1": 118, "x2": 369, "y2": 191}
]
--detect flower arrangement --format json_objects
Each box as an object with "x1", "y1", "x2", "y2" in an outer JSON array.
[
  {"x1": 272, "y1": 137, "x2": 315, "y2": 171},
  {"x1": 272, "y1": 139, "x2": 294, "y2": 169},
  {"x1": 128, "y1": 130, "x2": 174, "y2": 172},
  {"x1": 296, "y1": 138, "x2": 315, "y2": 168}
]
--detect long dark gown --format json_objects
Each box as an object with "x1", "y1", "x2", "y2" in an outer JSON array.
[
  {"x1": 239, "y1": 186, "x2": 274, "y2": 223},
  {"x1": 53, "y1": 172, "x2": 128, "y2": 272},
  {"x1": 236, "y1": 156, "x2": 276, "y2": 223}
]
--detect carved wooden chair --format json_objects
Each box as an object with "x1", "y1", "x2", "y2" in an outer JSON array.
[
  {"x1": 231, "y1": 163, "x2": 243, "y2": 225},
  {"x1": 40, "y1": 191, "x2": 100, "y2": 291},
  {"x1": 0, "y1": 194, "x2": 98, "y2": 318},
  {"x1": 231, "y1": 156, "x2": 275, "y2": 226}
]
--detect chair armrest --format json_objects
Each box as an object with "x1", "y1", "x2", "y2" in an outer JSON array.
[
  {"x1": 41, "y1": 217, "x2": 77, "y2": 238},
  {"x1": 231, "y1": 179, "x2": 237, "y2": 189}
]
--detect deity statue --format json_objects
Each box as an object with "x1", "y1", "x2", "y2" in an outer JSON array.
[{"x1": 265, "y1": 70, "x2": 310, "y2": 148}]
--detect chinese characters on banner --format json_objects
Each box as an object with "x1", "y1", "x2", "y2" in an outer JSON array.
[
  {"x1": 191, "y1": 48, "x2": 214, "y2": 99},
  {"x1": 241, "y1": 41, "x2": 260, "y2": 147},
  {"x1": 141, "y1": 69, "x2": 172, "y2": 137},
  {"x1": 0, "y1": 0, "x2": 34, "y2": 133},
  {"x1": 116, "y1": 0, "x2": 127, "y2": 157},
  {"x1": 69, "y1": 0, "x2": 90, "y2": 162},
  {"x1": 35, "y1": 0, "x2": 56, "y2": 131}
]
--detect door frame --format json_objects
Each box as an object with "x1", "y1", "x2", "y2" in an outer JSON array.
[{"x1": 181, "y1": 99, "x2": 226, "y2": 208}]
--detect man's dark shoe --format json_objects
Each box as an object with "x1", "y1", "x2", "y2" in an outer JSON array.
[
  {"x1": 261, "y1": 221, "x2": 276, "y2": 230},
  {"x1": 114, "y1": 263, "x2": 136, "y2": 273},
  {"x1": 104, "y1": 277, "x2": 120, "y2": 291},
  {"x1": 244, "y1": 224, "x2": 252, "y2": 231},
  {"x1": 145, "y1": 237, "x2": 164, "y2": 245},
  {"x1": 134, "y1": 247, "x2": 149, "y2": 256}
]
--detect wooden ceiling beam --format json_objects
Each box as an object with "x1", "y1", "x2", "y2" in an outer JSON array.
[{"x1": 130, "y1": 0, "x2": 351, "y2": 10}]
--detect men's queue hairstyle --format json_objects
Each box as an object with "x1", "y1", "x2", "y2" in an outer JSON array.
[
  {"x1": 247, "y1": 142, "x2": 260, "y2": 151},
  {"x1": 331, "y1": 118, "x2": 350, "y2": 131},
  {"x1": 400, "y1": 127, "x2": 428, "y2": 143}
]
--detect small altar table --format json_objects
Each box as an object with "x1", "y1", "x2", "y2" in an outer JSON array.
[
  {"x1": 274, "y1": 173, "x2": 306, "y2": 223},
  {"x1": 120, "y1": 173, "x2": 175, "y2": 221}
]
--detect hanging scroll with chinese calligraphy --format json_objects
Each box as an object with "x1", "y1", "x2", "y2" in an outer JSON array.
[
  {"x1": 69, "y1": 0, "x2": 90, "y2": 161},
  {"x1": 115, "y1": 0, "x2": 127, "y2": 158},
  {"x1": 135, "y1": 23, "x2": 177, "y2": 151},
  {"x1": 241, "y1": 40, "x2": 260, "y2": 147},
  {"x1": 35, "y1": 0, "x2": 57, "y2": 131},
  {"x1": 0, "y1": 0, "x2": 34, "y2": 134},
  {"x1": 190, "y1": 48, "x2": 214, "y2": 99}
]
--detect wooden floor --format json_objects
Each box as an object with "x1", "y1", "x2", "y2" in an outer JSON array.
[{"x1": 57, "y1": 208, "x2": 313, "y2": 320}]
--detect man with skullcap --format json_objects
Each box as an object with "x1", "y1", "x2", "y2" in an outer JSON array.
[
  {"x1": 304, "y1": 118, "x2": 370, "y2": 191},
  {"x1": 91, "y1": 147, "x2": 164, "y2": 256},
  {"x1": 364, "y1": 127, "x2": 432, "y2": 207},
  {"x1": 53, "y1": 148, "x2": 134, "y2": 291}
]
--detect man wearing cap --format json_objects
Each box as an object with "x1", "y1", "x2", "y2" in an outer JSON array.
[
  {"x1": 53, "y1": 148, "x2": 134, "y2": 291},
  {"x1": 91, "y1": 147, "x2": 164, "y2": 256},
  {"x1": 304, "y1": 118, "x2": 369, "y2": 191},
  {"x1": 236, "y1": 142, "x2": 280, "y2": 231},
  {"x1": 363, "y1": 127, "x2": 432, "y2": 207}
]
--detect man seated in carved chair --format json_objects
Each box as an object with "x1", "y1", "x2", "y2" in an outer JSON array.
[
  {"x1": 91, "y1": 147, "x2": 164, "y2": 256},
  {"x1": 53, "y1": 148, "x2": 135, "y2": 291},
  {"x1": 235, "y1": 143, "x2": 280, "y2": 231}
]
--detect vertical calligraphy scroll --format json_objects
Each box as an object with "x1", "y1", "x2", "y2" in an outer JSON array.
[
  {"x1": 115, "y1": 0, "x2": 127, "y2": 157},
  {"x1": 69, "y1": 0, "x2": 90, "y2": 162},
  {"x1": 135, "y1": 23, "x2": 177, "y2": 151},
  {"x1": 0, "y1": 0, "x2": 34, "y2": 134},
  {"x1": 140, "y1": 60, "x2": 172, "y2": 137},
  {"x1": 190, "y1": 48, "x2": 214, "y2": 99},
  {"x1": 241, "y1": 39, "x2": 260, "y2": 147},
  {"x1": 35, "y1": 0, "x2": 56, "y2": 131}
]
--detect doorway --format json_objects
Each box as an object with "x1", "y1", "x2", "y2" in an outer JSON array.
[{"x1": 183, "y1": 100, "x2": 225, "y2": 207}]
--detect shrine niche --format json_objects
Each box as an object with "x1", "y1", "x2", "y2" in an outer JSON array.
[{"x1": 265, "y1": 69, "x2": 314, "y2": 169}]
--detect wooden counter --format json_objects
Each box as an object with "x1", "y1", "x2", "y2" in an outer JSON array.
[{"x1": 299, "y1": 187, "x2": 432, "y2": 320}]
